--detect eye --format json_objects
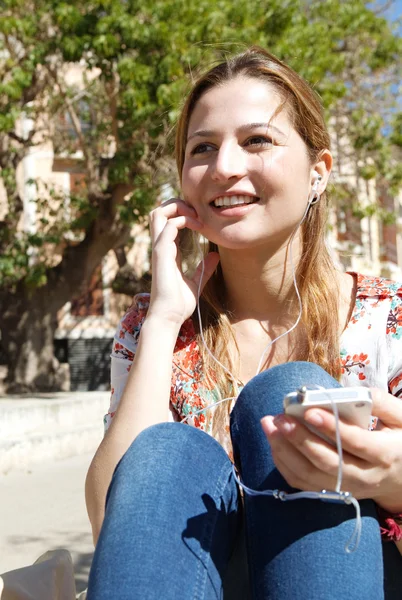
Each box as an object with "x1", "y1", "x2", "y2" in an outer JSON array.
[
  {"x1": 190, "y1": 142, "x2": 215, "y2": 156},
  {"x1": 244, "y1": 136, "x2": 273, "y2": 149}
]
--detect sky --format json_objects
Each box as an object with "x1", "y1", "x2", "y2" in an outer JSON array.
[
  {"x1": 384, "y1": 0, "x2": 402, "y2": 21},
  {"x1": 369, "y1": 0, "x2": 402, "y2": 30}
]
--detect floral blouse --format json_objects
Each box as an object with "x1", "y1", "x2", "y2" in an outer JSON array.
[{"x1": 104, "y1": 273, "x2": 402, "y2": 456}]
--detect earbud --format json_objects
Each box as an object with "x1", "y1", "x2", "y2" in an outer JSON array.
[
  {"x1": 312, "y1": 170, "x2": 322, "y2": 190},
  {"x1": 309, "y1": 170, "x2": 322, "y2": 204}
]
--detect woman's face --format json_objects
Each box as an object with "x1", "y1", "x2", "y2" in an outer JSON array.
[{"x1": 181, "y1": 75, "x2": 317, "y2": 251}]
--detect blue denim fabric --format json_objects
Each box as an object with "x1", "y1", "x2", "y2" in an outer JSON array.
[{"x1": 87, "y1": 362, "x2": 401, "y2": 599}]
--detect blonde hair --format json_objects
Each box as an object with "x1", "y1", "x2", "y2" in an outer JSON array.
[{"x1": 175, "y1": 47, "x2": 340, "y2": 431}]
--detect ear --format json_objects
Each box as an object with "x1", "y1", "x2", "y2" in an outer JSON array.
[{"x1": 311, "y1": 149, "x2": 332, "y2": 194}]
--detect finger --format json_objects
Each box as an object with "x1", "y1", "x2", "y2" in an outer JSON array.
[
  {"x1": 191, "y1": 252, "x2": 220, "y2": 293},
  {"x1": 262, "y1": 417, "x2": 337, "y2": 491},
  {"x1": 151, "y1": 212, "x2": 201, "y2": 245},
  {"x1": 272, "y1": 449, "x2": 374, "y2": 498},
  {"x1": 303, "y1": 407, "x2": 390, "y2": 463},
  {"x1": 279, "y1": 413, "x2": 371, "y2": 472},
  {"x1": 150, "y1": 201, "x2": 200, "y2": 241},
  {"x1": 160, "y1": 196, "x2": 182, "y2": 206},
  {"x1": 158, "y1": 198, "x2": 199, "y2": 218},
  {"x1": 262, "y1": 416, "x2": 374, "y2": 495},
  {"x1": 267, "y1": 414, "x2": 348, "y2": 473},
  {"x1": 273, "y1": 448, "x2": 335, "y2": 493},
  {"x1": 152, "y1": 215, "x2": 203, "y2": 247},
  {"x1": 369, "y1": 387, "x2": 402, "y2": 428}
]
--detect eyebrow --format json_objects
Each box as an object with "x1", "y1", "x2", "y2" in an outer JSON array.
[{"x1": 186, "y1": 122, "x2": 285, "y2": 142}]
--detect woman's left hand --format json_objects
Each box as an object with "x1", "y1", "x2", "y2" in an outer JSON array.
[{"x1": 261, "y1": 388, "x2": 402, "y2": 513}]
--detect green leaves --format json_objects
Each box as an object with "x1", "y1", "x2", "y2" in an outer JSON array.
[
  {"x1": 54, "y1": 4, "x2": 82, "y2": 30},
  {"x1": 390, "y1": 113, "x2": 402, "y2": 148}
]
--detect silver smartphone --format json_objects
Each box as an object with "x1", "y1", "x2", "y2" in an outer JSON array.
[{"x1": 283, "y1": 387, "x2": 372, "y2": 442}]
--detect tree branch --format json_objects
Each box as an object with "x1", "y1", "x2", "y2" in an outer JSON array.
[
  {"x1": 371, "y1": 0, "x2": 395, "y2": 16},
  {"x1": 22, "y1": 68, "x2": 50, "y2": 105},
  {"x1": 45, "y1": 66, "x2": 112, "y2": 203},
  {"x1": 44, "y1": 181, "x2": 133, "y2": 308},
  {"x1": 47, "y1": 68, "x2": 87, "y2": 155},
  {"x1": 114, "y1": 246, "x2": 128, "y2": 268},
  {"x1": 105, "y1": 73, "x2": 119, "y2": 150},
  {"x1": 3, "y1": 33, "x2": 25, "y2": 62},
  {"x1": 8, "y1": 128, "x2": 43, "y2": 148}
]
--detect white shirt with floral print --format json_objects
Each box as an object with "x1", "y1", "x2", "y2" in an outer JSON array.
[{"x1": 105, "y1": 273, "x2": 402, "y2": 455}]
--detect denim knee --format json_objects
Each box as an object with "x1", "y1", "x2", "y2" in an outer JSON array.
[
  {"x1": 92, "y1": 424, "x2": 242, "y2": 600},
  {"x1": 122, "y1": 421, "x2": 230, "y2": 467},
  {"x1": 230, "y1": 362, "x2": 341, "y2": 475},
  {"x1": 232, "y1": 361, "x2": 340, "y2": 424},
  {"x1": 113, "y1": 422, "x2": 214, "y2": 480},
  {"x1": 107, "y1": 422, "x2": 233, "y2": 507}
]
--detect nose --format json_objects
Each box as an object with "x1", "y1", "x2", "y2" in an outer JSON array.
[{"x1": 211, "y1": 142, "x2": 247, "y2": 182}]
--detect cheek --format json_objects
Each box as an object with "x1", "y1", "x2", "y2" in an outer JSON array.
[
  {"x1": 266, "y1": 146, "x2": 310, "y2": 185},
  {"x1": 181, "y1": 164, "x2": 204, "y2": 198},
  {"x1": 252, "y1": 151, "x2": 289, "y2": 193}
]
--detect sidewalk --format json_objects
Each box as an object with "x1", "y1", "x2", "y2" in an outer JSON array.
[{"x1": 0, "y1": 453, "x2": 94, "y2": 594}]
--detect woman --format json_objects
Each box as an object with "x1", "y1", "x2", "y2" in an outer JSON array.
[{"x1": 85, "y1": 47, "x2": 402, "y2": 599}]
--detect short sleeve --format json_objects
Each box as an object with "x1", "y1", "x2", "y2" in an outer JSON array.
[
  {"x1": 103, "y1": 294, "x2": 180, "y2": 433},
  {"x1": 387, "y1": 289, "x2": 402, "y2": 398}
]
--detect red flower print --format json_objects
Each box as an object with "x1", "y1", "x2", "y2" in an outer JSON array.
[
  {"x1": 357, "y1": 274, "x2": 394, "y2": 297},
  {"x1": 341, "y1": 352, "x2": 370, "y2": 379},
  {"x1": 387, "y1": 304, "x2": 402, "y2": 336},
  {"x1": 390, "y1": 372, "x2": 402, "y2": 395}
]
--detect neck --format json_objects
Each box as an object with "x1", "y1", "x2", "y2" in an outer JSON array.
[{"x1": 218, "y1": 235, "x2": 302, "y2": 323}]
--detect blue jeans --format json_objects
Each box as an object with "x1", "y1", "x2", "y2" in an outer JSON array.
[{"x1": 87, "y1": 362, "x2": 401, "y2": 599}]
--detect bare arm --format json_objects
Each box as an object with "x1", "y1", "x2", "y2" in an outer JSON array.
[
  {"x1": 85, "y1": 199, "x2": 219, "y2": 544},
  {"x1": 85, "y1": 316, "x2": 180, "y2": 544}
]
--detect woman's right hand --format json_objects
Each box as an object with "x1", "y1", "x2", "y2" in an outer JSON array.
[{"x1": 147, "y1": 198, "x2": 220, "y2": 327}]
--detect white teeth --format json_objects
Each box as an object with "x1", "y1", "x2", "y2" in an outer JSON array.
[{"x1": 213, "y1": 195, "x2": 257, "y2": 207}]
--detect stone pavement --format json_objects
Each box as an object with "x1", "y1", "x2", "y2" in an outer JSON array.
[{"x1": 0, "y1": 452, "x2": 94, "y2": 594}]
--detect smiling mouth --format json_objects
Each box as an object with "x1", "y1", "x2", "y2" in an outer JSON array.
[{"x1": 211, "y1": 195, "x2": 260, "y2": 208}]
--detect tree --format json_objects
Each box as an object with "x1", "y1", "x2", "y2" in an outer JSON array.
[
  {"x1": 0, "y1": 0, "x2": 400, "y2": 391},
  {"x1": 281, "y1": 1, "x2": 402, "y2": 246}
]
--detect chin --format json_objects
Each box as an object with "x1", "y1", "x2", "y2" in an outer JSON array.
[
  {"x1": 205, "y1": 234, "x2": 267, "y2": 251},
  {"x1": 204, "y1": 227, "x2": 297, "y2": 254}
]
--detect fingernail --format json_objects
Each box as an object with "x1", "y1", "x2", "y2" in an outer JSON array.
[
  {"x1": 273, "y1": 414, "x2": 295, "y2": 433},
  {"x1": 304, "y1": 410, "x2": 324, "y2": 427},
  {"x1": 261, "y1": 416, "x2": 275, "y2": 435}
]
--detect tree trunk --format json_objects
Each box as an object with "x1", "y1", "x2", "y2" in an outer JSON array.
[
  {"x1": 1, "y1": 292, "x2": 62, "y2": 393},
  {"x1": 112, "y1": 264, "x2": 151, "y2": 297},
  {"x1": 0, "y1": 187, "x2": 132, "y2": 393}
]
